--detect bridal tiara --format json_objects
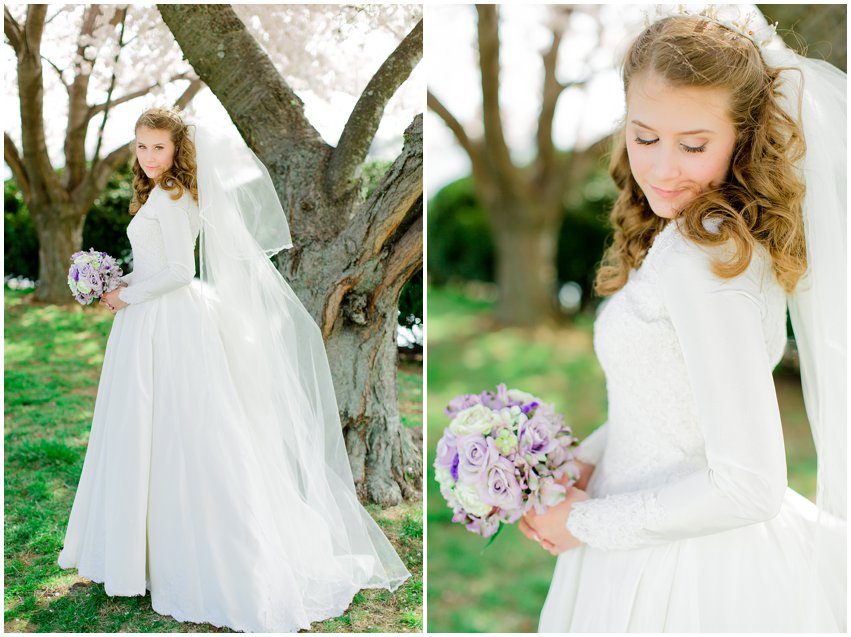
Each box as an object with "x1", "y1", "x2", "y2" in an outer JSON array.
[{"x1": 644, "y1": 4, "x2": 779, "y2": 51}]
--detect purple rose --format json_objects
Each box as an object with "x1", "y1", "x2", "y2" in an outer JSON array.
[
  {"x1": 479, "y1": 455, "x2": 523, "y2": 511},
  {"x1": 434, "y1": 430, "x2": 458, "y2": 469},
  {"x1": 457, "y1": 434, "x2": 496, "y2": 479},
  {"x1": 518, "y1": 416, "x2": 556, "y2": 456},
  {"x1": 445, "y1": 394, "x2": 482, "y2": 418}
]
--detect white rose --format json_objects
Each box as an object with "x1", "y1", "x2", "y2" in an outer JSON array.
[
  {"x1": 507, "y1": 388, "x2": 538, "y2": 404},
  {"x1": 440, "y1": 483, "x2": 462, "y2": 511},
  {"x1": 434, "y1": 465, "x2": 454, "y2": 487},
  {"x1": 453, "y1": 479, "x2": 492, "y2": 517},
  {"x1": 448, "y1": 404, "x2": 500, "y2": 436}
]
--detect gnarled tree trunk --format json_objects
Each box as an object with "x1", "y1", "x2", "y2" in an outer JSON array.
[{"x1": 158, "y1": 4, "x2": 423, "y2": 505}]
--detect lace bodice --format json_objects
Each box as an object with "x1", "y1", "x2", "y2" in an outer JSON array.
[
  {"x1": 568, "y1": 219, "x2": 789, "y2": 550},
  {"x1": 118, "y1": 186, "x2": 200, "y2": 306}
]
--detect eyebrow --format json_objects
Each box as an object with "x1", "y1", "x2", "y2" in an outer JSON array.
[{"x1": 631, "y1": 120, "x2": 714, "y2": 135}]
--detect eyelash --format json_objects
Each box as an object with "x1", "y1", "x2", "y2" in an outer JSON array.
[{"x1": 633, "y1": 137, "x2": 707, "y2": 154}]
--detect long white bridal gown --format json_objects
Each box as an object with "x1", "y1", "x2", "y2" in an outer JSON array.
[
  {"x1": 57, "y1": 184, "x2": 409, "y2": 632},
  {"x1": 538, "y1": 218, "x2": 844, "y2": 632}
]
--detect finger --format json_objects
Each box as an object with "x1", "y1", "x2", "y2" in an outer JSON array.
[
  {"x1": 525, "y1": 507, "x2": 538, "y2": 521},
  {"x1": 518, "y1": 518, "x2": 541, "y2": 542},
  {"x1": 541, "y1": 539, "x2": 555, "y2": 551}
]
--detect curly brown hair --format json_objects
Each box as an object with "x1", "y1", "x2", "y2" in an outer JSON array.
[
  {"x1": 595, "y1": 16, "x2": 807, "y2": 296},
  {"x1": 129, "y1": 107, "x2": 198, "y2": 214}
]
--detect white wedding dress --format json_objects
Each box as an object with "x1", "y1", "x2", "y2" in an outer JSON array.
[
  {"x1": 539, "y1": 218, "x2": 844, "y2": 632},
  {"x1": 57, "y1": 185, "x2": 409, "y2": 632}
]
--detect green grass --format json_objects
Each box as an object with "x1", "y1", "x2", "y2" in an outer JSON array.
[
  {"x1": 425, "y1": 284, "x2": 817, "y2": 633},
  {"x1": 4, "y1": 287, "x2": 422, "y2": 633}
]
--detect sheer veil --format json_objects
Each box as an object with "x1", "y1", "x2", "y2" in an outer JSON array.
[
  {"x1": 187, "y1": 124, "x2": 410, "y2": 592},
  {"x1": 764, "y1": 45, "x2": 847, "y2": 626}
]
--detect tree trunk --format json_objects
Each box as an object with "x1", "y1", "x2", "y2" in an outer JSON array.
[
  {"x1": 31, "y1": 204, "x2": 87, "y2": 304},
  {"x1": 491, "y1": 205, "x2": 560, "y2": 326},
  {"x1": 328, "y1": 289, "x2": 420, "y2": 505},
  {"x1": 157, "y1": 4, "x2": 424, "y2": 504}
]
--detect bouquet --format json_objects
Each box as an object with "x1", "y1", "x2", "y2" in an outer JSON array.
[
  {"x1": 67, "y1": 248, "x2": 124, "y2": 305},
  {"x1": 434, "y1": 384, "x2": 580, "y2": 539}
]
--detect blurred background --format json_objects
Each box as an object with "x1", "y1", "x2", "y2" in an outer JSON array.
[{"x1": 425, "y1": 4, "x2": 846, "y2": 632}]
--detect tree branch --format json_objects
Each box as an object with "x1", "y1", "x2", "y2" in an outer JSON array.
[
  {"x1": 4, "y1": 133, "x2": 30, "y2": 200},
  {"x1": 173, "y1": 77, "x2": 205, "y2": 109},
  {"x1": 4, "y1": 6, "x2": 23, "y2": 55},
  {"x1": 426, "y1": 90, "x2": 476, "y2": 161},
  {"x1": 40, "y1": 54, "x2": 68, "y2": 90},
  {"x1": 535, "y1": 25, "x2": 566, "y2": 187},
  {"x1": 63, "y1": 5, "x2": 99, "y2": 191},
  {"x1": 354, "y1": 114, "x2": 422, "y2": 261},
  {"x1": 157, "y1": 3, "x2": 325, "y2": 169},
  {"x1": 324, "y1": 18, "x2": 423, "y2": 201},
  {"x1": 16, "y1": 5, "x2": 61, "y2": 200},
  {"x1": 476, "y1": 5, "x2": 519, "y2": 192},
  {"x1": 93, "y1": 8, "x2": 128, "y2": 165}
]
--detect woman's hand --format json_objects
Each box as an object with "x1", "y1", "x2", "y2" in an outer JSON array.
[
  {"x1": 100, "y1": 282, "x2": 128, "y2": 314},
  {"x1": 571, "y1": 458, "x2": 595, "y2": 491},
  {"x1": 519, "y1": 486, "x2": 590, "y2": 556}
]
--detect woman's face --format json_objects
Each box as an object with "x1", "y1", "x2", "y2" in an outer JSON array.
[
  {"x1": 135, "y1": 126, "x2": 176, "y2": 181},
  {"x1": 625, "y1": 73, "x2": 737, "y2": 219}
]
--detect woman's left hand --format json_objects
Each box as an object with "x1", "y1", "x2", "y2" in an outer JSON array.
[
  {"x1": 523, "y1": 486, "x2": 590, "y2": 555},
  {"x1": 101, "y1": 284, "x2": 128, "y2": 314}
]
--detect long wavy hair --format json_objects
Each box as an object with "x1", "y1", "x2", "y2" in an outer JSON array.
[
  {"x1": 129, "y1": 108, "x2": 198, "y2": 214},
  {"x1": 595, "y1": 16, "x2": 806, "y2": 296}
]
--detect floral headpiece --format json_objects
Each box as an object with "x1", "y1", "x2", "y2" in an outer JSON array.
[{"x1": 644, "y1": 4, "x2": 779, "y2": 51}]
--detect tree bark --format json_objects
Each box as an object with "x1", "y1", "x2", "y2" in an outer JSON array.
[
  {"x1": 158, "y1": 4, "x2": 423, "y2": 505},
  {"x1": 31, "y1": 204, "x2": 87, "y2": 302}
]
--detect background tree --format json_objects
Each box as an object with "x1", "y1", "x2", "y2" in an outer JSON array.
[
  {"x1": 158, "y1": 5, "x2": 423, "y2": 505},
  {"x1": 427, "y1": 5, "x2": 607, "y2": 327},
  {"x1": 3, "y1": 5, "x2": 202, "y2": 303}
]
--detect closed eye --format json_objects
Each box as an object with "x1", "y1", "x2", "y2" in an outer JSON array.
[{"x1": 634, "y1": 136, "x2": 657, "y2": 146}]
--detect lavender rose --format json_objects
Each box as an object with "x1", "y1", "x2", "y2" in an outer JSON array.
[
  {"x1": 479, "y1": 455, "x2": 523, "y2": 511},
  {"x1": 456, "y1": 434, "x2": 495, "y2": 479},
  {"x1": 518, "y1": 415, "x2": 557, "y2": 457}
]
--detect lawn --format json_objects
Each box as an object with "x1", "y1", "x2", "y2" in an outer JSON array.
[
  {"x1": 426, "y1": 284, "x2": 817, "y2": 633},
  {"x1": 4, "y1": 287, "x2": 422, "y2": 633}
]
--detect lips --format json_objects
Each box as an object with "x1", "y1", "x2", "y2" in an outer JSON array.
[{"x1": 650, "y1": 185, "x2": 687, "y2": 199}]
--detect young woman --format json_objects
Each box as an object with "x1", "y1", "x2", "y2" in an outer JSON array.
[
  {"x1": 520, "y1": 13, "x2": 846, "y2": 632},
  {"x1": 57, "y1": 108, "x2": 410, "y2": 632}
]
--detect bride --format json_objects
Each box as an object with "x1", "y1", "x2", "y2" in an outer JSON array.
[
  {"x1": 57, "y1": 107, "x2": 410, "y2": 632},
  {"x1": 521, "y1": 10, "x2": 846, "y2": 632}
]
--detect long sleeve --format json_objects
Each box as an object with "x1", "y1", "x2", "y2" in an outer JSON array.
[
  {"x1": 575, "y1": 422, "x2": 608, "y2": 465},
  {"x1": 118, "y1": 195, "x2": 196, "y2": 306},
  {"x1": 567, "y1": 238, "x2": 787, "y2": 550},
  {"x1": 120, "y1": 271, "x2": 134, "y2": 285}
]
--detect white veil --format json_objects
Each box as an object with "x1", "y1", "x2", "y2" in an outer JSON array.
[
  {"x1": 763, "y1": 46, "x2": 847, "y2": 627},
  {"x1": 187, "y1": 124, "x2": 410, "y2": 594}
]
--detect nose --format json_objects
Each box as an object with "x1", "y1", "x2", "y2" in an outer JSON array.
[{"x1": 650, "y1": 143, "x2": 681, "y2": 182}]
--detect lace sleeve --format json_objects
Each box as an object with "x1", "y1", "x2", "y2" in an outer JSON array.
[
  {"x1": 566, "y1": 233, "x2": 787, "y2": 551},
  {"x1": 118, "y1": 192, "x2": 195, "y2": 306}
]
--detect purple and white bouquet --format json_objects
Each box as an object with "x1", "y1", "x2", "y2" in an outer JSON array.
[
  {"x1": 67, "y1": 248, "x2": 124, "y2": 305},
  {"x1": 434, "y1": 384, "x2": 580, "y2": 539}
]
